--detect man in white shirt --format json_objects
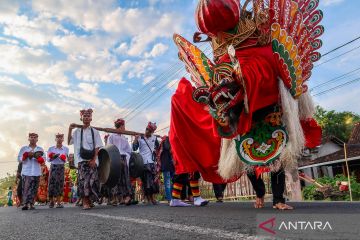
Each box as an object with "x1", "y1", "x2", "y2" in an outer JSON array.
[
  {"x1": 47, "y1": 133, "x2": 69, "y2": 208},
  {"x1": 133, "y1": 122, "x2": 159, "y2": 205},
  {"x1": 107, "y1": 118, "x2": 132, "y2": 205},
  {"x1": 17, "y1": 133, "x2": 45, "y2": 210},
  {"x1": 68, "y1": 109, "x2": 103, "y2": 210}
]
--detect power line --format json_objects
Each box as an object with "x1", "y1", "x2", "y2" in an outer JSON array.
[
  {"x1": 315, "y1": 44, "x2": 360, "y2": 67},
  {"x1": 155, "y1": 125, "x2": 170, "y2": 133},
  {"x1": 122, "y1": 66, "x2": 184, "y2": 117},
  {"x1": 322, "y1": 35, "x2": 360, "y2": 57},
  {"x1": 123, "y1": 67, "x2": 185, "y2": 120},
  {"x1": 312, "y1": 77, "x2": 360, "y2": 97},
  {"x1": 127, "y1": 79, "x2": 180, "y2": 122},
  {"x1": 125, "y1": 45, "x2": 213, "y2": 120},
  {"x1": 120, "y1": 42, "x2": 208, "y2": 113},
  {"x1": 123, "y1": 44, "x2": 210, "y2": 116},
  {"x1": 120, "y1": 61, "x2": 184, "y2": 113},
  {"x1": 310, "y1": 66, "x2": 360, "y2": 91}
]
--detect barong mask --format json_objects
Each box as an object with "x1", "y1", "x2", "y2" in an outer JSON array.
[
  {"x1": 173, "y1": 0, "x2": 324, "y2": 138},
  {"x1": 174, "y1": 34, "x2": 245, "y2": 138}
]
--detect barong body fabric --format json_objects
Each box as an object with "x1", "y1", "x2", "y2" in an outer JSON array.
[{"x1": 169, "y1": 78, "x2": 238, "y2": 184}]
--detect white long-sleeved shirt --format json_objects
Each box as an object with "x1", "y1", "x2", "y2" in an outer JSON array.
[
  {"x1": 107, "y1": 134, "x2": 132, "y2": 164},
  {"x1": 133, "y1": 135, "x2": 158, "y2": 164},
  {"x1": 17, "y1": 145, "x2": 44, "y2": 176},
  {"x1": 47, "y1": 145, "x2": 69, "y2": 165},
  {"x1": 69, "y1": 127, "x2": 103, "y2": 167}
]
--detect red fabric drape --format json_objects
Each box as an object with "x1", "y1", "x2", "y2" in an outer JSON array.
[
  {"x1": 169, "y1": 78, "x2": 236, "y2": 183},
  {"x1": 301, "y1": 118, "x2": 322, "y2": 149},
  {"x1": 218, "y1": 44, "x2": 280, "y2": 135}
]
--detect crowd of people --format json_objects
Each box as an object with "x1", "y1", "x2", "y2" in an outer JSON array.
[{"x1": 14, "y1": 108, "x2": 226, "y2": 211}]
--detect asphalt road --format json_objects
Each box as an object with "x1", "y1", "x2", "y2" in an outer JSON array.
[{"x1": 1, "y1": 201, "x2": 360, "y2": 240}]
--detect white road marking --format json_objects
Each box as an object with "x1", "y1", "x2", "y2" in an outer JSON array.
[{"x1": 81, "y1": 212, "x2": 256, "y2": 239}]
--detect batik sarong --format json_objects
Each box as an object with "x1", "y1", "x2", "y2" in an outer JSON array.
[
  {"x1": 115, "y1": 155, "x2": 132, "y2": 197},
  {"x1": 48, "y1": 164, "x2": 65, "y2": 198},
  {"x1": 141, "y1": 163, "x2": 159, "y2": 196},
  {"x1": 78, "y1": 162, "x2": 100, "y2": 201},
  {"x1": 22, "y1": 176, "x2": 40, "y2": 205}
]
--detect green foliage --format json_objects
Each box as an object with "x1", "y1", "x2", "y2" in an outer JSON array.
[
  {"x1": 0, "y1": 174, "x2": 16, "y2": 206},
  {"x1": 314, "y1": 106, "x2": 360, "y2": 142},
  {"x1": 302, "y1": 174, "x2": 360, "y2": 201}
]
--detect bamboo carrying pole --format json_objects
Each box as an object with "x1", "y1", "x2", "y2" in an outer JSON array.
[
  {"x1": 343, "y1": 143, "x2": 353, "y2": 202},
  {"x1": 72, "y1": 124, "x2": 162, "y2": 138}
]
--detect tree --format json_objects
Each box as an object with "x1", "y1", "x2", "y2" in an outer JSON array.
[{"x1": 314, "y1": 106, "x2": 360, "y2": 142}]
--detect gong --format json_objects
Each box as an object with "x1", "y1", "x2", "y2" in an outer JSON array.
[
  {"x1": 129, "y1": 152, "x2": 144, "y2": 178},
  {"x1": 98, "y1": 145, "x2": 124, "y2": 188}
]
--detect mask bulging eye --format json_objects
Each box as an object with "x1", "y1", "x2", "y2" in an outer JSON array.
[{"x1": 220, "y1": 78, "x2": 231, "y2": 85}]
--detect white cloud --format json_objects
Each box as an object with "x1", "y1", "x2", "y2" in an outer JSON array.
[
  {"x1": 127, "y1": 13, "x2": 182, "y2": 56},
  {"x1": 74, "y1": 58, "x2": 131, "y2": 83},
  {"x1": 128, "y1": 59, "x2": 154, "y2": 79},
  {"x1": 0, "y1": 76, "x2": 25, "y2": 86},
  {"x1": 322, "y1": 0, "x2": 345, "y2": 6},
  {"x1": 0, "y1": 36, "x2": 20, "y2": 45},
  {"x1": 3, "y1": 15, "x2": 60, "y2": 47},
  {"x1": 32, "y1": 0, "x2": 115, "y2": 30},
  {"x1": 143, "y1": 75, "x2": 155, "y2": 85},
  {"x1": 52, "y1": 34, "x2": 112, "y2": 59},
  {"x1": 78, "y1": 82, "x2": 99, "y2": 95},
  {"x1": 0, "y1": 44, "x2": 69, "y2": 86},
  {"x1": 0, "y1": 0, "x2": 21, "y2": 23},
  {"x1": 148, "y1": 0, "x2": 175, "y2": 6},
  {"x1": 167, "y1": 79, "x2": 179, "y2": 90},
  {"x1": 115, "y1": 42, "x2": 129, "y2": 55},
  {"x1": 145, "y1": 43, "x2": 169, "y2": 58}
]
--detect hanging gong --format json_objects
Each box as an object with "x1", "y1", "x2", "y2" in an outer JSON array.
[
  {"x1": 129, "y1": 152, "x2": 144, "y2": 178},
  {"x1": 98, "y1": 144, "x2": 124, "y2": 188}
]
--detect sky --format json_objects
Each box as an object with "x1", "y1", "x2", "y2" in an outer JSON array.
[{"x1": 0, "y1": 0, "x2": 360, "y2": 177}]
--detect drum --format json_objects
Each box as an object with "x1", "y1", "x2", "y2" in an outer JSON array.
[
  {"x1": 98, "y1": 145, "x2": 124, "y2": 188},
  {"x1": 129, "y1": 152, "x2": 144, "y2": 178}
]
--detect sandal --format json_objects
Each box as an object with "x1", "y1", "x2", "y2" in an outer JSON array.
[
  {"x1": 273, "y1": 203, "x2": 294, "y2": 210},
  {"x1": 56, "y1": 203, "x2": 64, "y2": 208}
]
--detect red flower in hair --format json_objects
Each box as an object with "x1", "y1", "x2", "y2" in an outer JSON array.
[
  {"x1": 37, "y1": 156, "x2": 45, "y2": 164},
  {"x1": 60, "y1": 154, "x2": 66, "y2": 162},
  {"x1": 22, "y1": 152, "x2": 29, "y2": 161}
]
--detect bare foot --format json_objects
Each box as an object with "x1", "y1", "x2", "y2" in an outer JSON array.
[
  {"x1": 273, "y1": 203, "x2": 294, "y2": 210},
  {"x1": 124, "y1": 196, "x2": 131, "y2": 206},
  {"x1": 254, "y1": 197, "x2": 264, "y2": 209},
  {"x1": 82, "y1": 198, "x2": 91, "y2": 210}
]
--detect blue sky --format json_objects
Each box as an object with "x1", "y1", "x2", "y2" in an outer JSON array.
[{"x1": 0, "y1": 0, "x2": 359, "y2": 177}]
